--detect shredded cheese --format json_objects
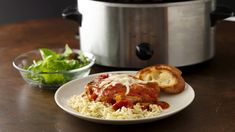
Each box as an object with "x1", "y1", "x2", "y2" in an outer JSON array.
[{"x1": 98, "y1": 74, "x2": 149, "y2": 95}]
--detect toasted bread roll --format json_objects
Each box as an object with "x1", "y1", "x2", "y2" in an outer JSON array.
[{"x1": 136, "y1": 64, "x2": 185, "y2": 94}]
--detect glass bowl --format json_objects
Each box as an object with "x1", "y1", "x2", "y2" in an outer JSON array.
[{"x1": 13, "y1": 48, "x2": 95, "y2": 89}]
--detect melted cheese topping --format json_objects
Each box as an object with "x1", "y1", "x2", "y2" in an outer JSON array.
[{"x1": 98, "y1": 74, "x2": 149, "y2": 95}]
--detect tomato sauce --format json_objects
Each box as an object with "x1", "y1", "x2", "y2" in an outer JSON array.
[
  {"x1": 156, "y1": 101, "x2": 170, "y2": 109},
  {"x1": 85, "y1": 73, "x2": 170, "y2": 111}
]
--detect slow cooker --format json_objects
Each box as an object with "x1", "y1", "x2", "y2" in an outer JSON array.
[{"x1": 63, "y1": 0, "x2": 234, "y2": 68}]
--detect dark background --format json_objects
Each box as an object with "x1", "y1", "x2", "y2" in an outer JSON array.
[
  {"x1": 0, "y1": 0, "x2": 234, "y2": 24},
  {"x1": 0, "y1": 0, "x2": 76, "y2": 24},
  {"x1": 217, "y1": 0, "x2": 235, "y2": 11}
]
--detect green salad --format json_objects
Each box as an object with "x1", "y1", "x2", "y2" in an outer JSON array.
[{"x1": 25, "y1": 45, "x2": 90, "y2": 86}]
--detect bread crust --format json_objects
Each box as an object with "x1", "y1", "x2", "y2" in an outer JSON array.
[{"x1": 136, "y1": 64, "x2": 185, "y2": 94}]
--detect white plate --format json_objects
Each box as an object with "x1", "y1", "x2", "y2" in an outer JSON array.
[{"x1": 54, "y1": 71, "x2": 195, "y2": 125}]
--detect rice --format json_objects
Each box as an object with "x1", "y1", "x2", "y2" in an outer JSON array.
[{"x1": 67, "y1": 94, "x2": 163, "y2": 120}]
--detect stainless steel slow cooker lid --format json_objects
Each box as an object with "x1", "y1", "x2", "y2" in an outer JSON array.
[
  {"x1": 82, "y1": 0, "x2": 211, "y2": 8},
  {"x1": 92, "y1": 0, "x2": 193, "y2": 4}
]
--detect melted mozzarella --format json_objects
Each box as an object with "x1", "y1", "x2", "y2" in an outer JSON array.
[{"x1": 98, "y1": 74, "x2": 149, "y2": 95}]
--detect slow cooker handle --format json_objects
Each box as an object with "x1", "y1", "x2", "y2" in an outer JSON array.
[
  {"x1": 210, "y1": 6, "x2": 234, "y2": 26},
  {"x1": 62, "y1": 5, "x2": 82, "y2": 26}
]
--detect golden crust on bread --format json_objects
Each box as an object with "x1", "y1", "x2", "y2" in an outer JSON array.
[{"x1": 136, "y1": 64, "x2": 185, "y2": 94}]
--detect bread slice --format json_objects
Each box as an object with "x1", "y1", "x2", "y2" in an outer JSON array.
[{"x1": 136, "y1": 64, "x2": 185, "y2": 94}]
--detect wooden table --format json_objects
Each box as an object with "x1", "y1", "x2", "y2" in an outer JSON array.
[{"x1": 0, "y1": 18, "x2": 234, "y2": 132}]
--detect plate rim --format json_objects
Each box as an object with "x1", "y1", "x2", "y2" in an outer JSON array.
[{"x1": 54, "y1": 71, "x2": 195, "y2": 124}]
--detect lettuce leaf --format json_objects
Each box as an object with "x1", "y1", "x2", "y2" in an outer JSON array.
[{"x1": 25, "y1": 45, "x2": 90, "y2": 87}]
